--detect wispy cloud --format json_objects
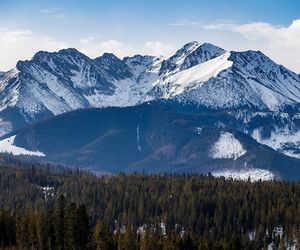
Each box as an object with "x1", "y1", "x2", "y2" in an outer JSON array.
[
  {"x1": 1, "y1": 19, "x2": 300, "y2": 73},
  {"x1": 142, "y1": 41, "x2": 175, "y2": 57},
  {"x1": 203, "y1": 19, "x2": 300, "y2": 72},
  {"x1": 79, "y1": 38, "x2": 135, "y2": 58},
  {"x1": 0, "y1": 29, "x2": 32, "y2": 42},
  {"x1": 41, "y1": 8, "x2": 65, "y2": 20},
  {"x1": 79, "y1": 38, "x2": 176, "y2": 58},
  {"x1": 168, "y1": 18, "x2": 201, "y2": 26},
  {"x1": 203, "y1": 19, "x2": 300, "y2": 48},
  {"x1": 0, "y1": 28, "x2": 68, "y2": 70}
]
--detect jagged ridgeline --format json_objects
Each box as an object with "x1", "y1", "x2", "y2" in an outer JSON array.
[
  {"x1": 1, "y1": 41, "x2": 300, "y2": 137},
  {"x1": 0, "y1": 165, "x2": 299, "y2": 249},
  {"x1": 1, "y1": 41, "x2": 300, "y2": 178}
]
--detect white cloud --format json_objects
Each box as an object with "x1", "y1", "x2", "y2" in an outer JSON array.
[
  {"x1": 204, "y1": 19, "x2": 300, "y2": 72},
  {"x1": 1, "y1": 29, "x2": 32, "y2": 42},
  {"x1": 0, "y1": 28, "x2": 177, "y2": 71},
  {"x1": 204, "y1": 20, "x2": 300, "y2": 46},
  {"x1": 2, "y1": 19, "x2": 300, "y2": 73},
  {"x1": 0, "y1": 28, "x2": 68, "y2": 71},
  {"x1": 79, "y1": 38, "x2": 175, "y2": 58},
  {"x1": 79, "y1": 38, "x2": 135, "y2": 58},
  {"x1": 142, "y1": 41, "x2": 175, "y2": 57}
]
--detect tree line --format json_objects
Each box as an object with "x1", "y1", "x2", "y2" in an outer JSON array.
[{"x1": 0, "y1": 163, "x2": 300, "y2": 249}]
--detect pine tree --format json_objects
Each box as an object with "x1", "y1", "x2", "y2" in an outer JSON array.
[
  {"x1": 93, "y1": 219, "x2": 111, "y2": 250},
  {"x1": 54, "y1": 195, "x2": 67, "y2": 250},
  {"x1": 36, "y1": 208, "x2": 48, "y2": 250},
  {"x1": 65, "y1": 202, "x2": 77, "y2": 250},
  {"x1": 75, "y1": 204, "x2": 90, "y2": 249}
]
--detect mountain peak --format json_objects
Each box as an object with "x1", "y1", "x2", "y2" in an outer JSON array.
[
  {"x1": 123, "y1": 54, "x2": 156, "y2": 63},
  {"x1": 98, "y1": 52, "x2": 121, "y2": 61},
  {"x1": 229, "y1": 50, "x2": 281, "y2": 74},
  {"x1": 199, "y1": 42, "x2": 225, "y2": 52},
  {"x1": 180, "y1": 42, "x2": 226, "y2": 70},
  {"x1": 28, "y1": 48, "x2": 89, "y2": 66},
  {"x1": 1, "y1": 41, "x2": 300, "y2": 140},
  {"x1": 159, "y1": 41, "x2": 225, "y2": 74},
  {"x1": 181, "y1": 41, "x2": 199, "y2": 50},
  {"x1": 58, "y1": 47, "x2": 82, "y2": 55},
  {"x1": 94, "y1": 52, "x2": 133, "y2": 80}
]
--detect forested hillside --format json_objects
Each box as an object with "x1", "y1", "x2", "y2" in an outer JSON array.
[{"x1": 0, "y1": 163, "x2": 300, "y2": 249}]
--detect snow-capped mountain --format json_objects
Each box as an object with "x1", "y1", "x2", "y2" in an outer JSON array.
[
  {"x1": 1, "y1": 41, "x2": 300, "y2": 162},
  {"x1": 145, "y1": 48, "x2": 300, "y2": 111}
]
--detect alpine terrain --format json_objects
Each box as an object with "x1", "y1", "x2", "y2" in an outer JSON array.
[{"x1": 1, "y1": 41, "x2": 300, "y2": 179}]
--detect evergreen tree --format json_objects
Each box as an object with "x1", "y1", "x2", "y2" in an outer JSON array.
[
  {"x1": 65, "y1": 202, "x2": 77, "y2": 250},
  {"x1": 75, "y1": 204, "x2": 90, "y2": 249},
  {"x1": 93, "y1": 219, "x2": 112, "y2": 250},
  {"x1": 54, "y1": 195, "x2": 67, "y2": 250}
]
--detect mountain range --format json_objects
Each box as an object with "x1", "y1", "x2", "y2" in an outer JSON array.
[{"x1": 1, "y1": 41, "x2": 300, "y2": 179}]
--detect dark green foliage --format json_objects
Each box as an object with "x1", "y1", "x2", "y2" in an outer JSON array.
[
  {"x1": 1, "y1": 165, "x2": 300, "y2": 249},
  {"x1": 54, "y1": 195, "x2": 66, "y2": 250}
]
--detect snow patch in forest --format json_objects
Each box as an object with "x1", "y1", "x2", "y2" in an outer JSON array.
[
  {"x1": 210, "y1": 132, "x2": 246, "y2": 160},
  {"x1": 0, "y1": 135, "x2": 45, "y2": 156},
  {"x1": 212, "y1": 168, "x2": 275, "y2": 182}
]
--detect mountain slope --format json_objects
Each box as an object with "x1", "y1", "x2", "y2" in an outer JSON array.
[
  {"x1": 1, "y1": 103, "x2": 300, "y2": 180},
  {"x1": 145, "y1": 50, "x2": 300, "y2": 111},
  {"x1": 1, "y1": 42, "x2": 300, "y2": 132},
  {"x1": 1, "y1": 42, "x2": 300, "y2": 136},
  {"x1": 1, "y1": 41, "x2": 300, "y2": 162}
]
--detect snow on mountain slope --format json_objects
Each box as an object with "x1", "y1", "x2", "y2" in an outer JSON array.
[
  {"x1": 223, "y1": 110, "x2": 300, "y2": 159},
  {"x1": 229, "y1": 51, "x2": 300, "y2": 109},
  {"x1": 84, "y1": 55, "x2": 163, "y2": 107},
  {"x1": 180, "y1": 42, "x2": 226, "y2": 70},
  {"x1": 0, "y1": 48, "x2": 137, "y2": 123},
  {"x1": 0, "y1": 119, "x2": 12, "y2": 137},
  {"x1": 158, "y1": 50, "x2": 300, "y2": 111},
  {"x1": 0, "y1": 68, "x2": 21, "y2": 111},
  {"x1": 159, "y1": 52, "x2": 233, "y2": 98},
  {"x1": 0, "y1": 135, "x2": 45, "y2": 156},
  {"x1": 210, "y1": 132, "x2": 246, "y2": 160},
  {"x1": 252, "y1": 127, "x2": 300, "y2": 159},
  {"x1": 5, "y1": 102, "x2": 300, "y2": 179},
  {"x1": 1, "y1": 41, "x2": 300, "y2": 140},
  {"x1": 123, "y1": 55, "x2": 157, "y2": 79},
  {"x1": 159, "y1": 42, "x2": 225, "y2": 75}
]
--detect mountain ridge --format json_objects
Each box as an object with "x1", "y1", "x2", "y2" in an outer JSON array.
[{"x1": 1, "y1": 41, "x2": 300, "y2": 163}]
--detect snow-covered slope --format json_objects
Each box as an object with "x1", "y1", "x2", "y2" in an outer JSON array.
[
  {"x1": 210, "y1": 132, "x2": 246, "y2": 160},
  {"x1": 0, "y1": 135, "x2": 45, "y2": 156},
  {"x1": 212, "y1": 168, "x2": 275, "y2": 182},
  {"x1": 145, "y1": 50, "x2": 300, "y2": 111},
  {"x1": 159, "y1": 42, "x2": 225, "y2": 76},
  {"x1": 1, "y1": 41, "x2": 300, "y2": 140},
  {"x1": 153, "y1": 52, "x2": 233, "y2": 98}
]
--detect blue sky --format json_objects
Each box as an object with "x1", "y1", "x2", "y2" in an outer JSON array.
[{"x1": 0, "y1": 0, "x2": 300, "y2": 72}]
